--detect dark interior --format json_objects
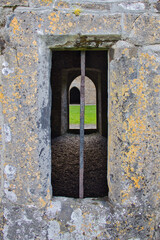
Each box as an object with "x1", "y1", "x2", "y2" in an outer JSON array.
[{"x1": 70, "y1": 87, "x2": 80, "y2": 104}]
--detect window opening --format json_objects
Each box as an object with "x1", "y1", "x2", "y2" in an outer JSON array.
[
  {"x1": 51, "y1": 50, "x2": 108, "y2": 198},
  {"x1": 69, "y1": 77, "x2": 97, "y2": 130},
  {"x1": 70, "y1": 87, "x2": 80, "y2": 104}
]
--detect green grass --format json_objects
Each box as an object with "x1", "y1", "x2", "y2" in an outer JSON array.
[{"x1": 69, "y1": 105, "x2": 96, "y2": 124}]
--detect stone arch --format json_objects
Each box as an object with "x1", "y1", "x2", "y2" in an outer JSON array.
[{"x1": 69, "y1": 76, "x2": 97, "y2": 105}]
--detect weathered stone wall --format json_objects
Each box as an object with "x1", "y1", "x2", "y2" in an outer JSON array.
[{"x1": 0, "y1": 0, "x2": 160, "y2": 239}]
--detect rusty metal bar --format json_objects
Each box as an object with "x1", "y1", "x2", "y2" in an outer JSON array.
[{"x1": 79, "y1": 51, "x2": 85, "y2": 199}]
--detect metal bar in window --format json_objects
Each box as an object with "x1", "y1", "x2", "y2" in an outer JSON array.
[{"x1": 79, "y1": 51, "x2": 85, "y2": 199}]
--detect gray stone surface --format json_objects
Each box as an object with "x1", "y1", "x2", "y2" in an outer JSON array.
[
  {"x1": 2, "y1": 197, "x2": 159, "y2": 239},
  {"x1": 0, "y1": 0, "x2": 159, "y2": 239}
]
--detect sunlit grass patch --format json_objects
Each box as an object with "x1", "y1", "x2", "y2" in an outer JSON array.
[{"x1": 69, "y1": 105, "x2": 96, "y2": 125}]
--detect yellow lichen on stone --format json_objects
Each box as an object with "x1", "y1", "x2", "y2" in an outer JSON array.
[
  {"x1": 48, "y1": 12, "x2": 60, "y2": 33},
  {"x1": 121, "y1": 192, "x2": 129, "y2": 203},
  {"x1": 131, "y1": 176, "x2": 142, "y2": 189},
  {"x1": 39, "y1": 197, "x2": 47, "y2": 208},
  {"x1": 73, "y1": 8, "x2": 81, "y2": 16},
  {"x1": 58, "y1": 1, "x2": 69, "y2": 8},
  {"x1": 39, "y1": 0, "x2": 52, "y2": 6},
  {"x1": 10, "y1": 17, "x2": 20, "y2": 34},
  {"x1": 48, "y1": 12, "x2": 60, "y2": 22},
  {"x1": 0, "y1": 93, "x2": 4, "y2": 100},
  {"x1": 68, "y1": 22, "x2": 73, "y2": 27}
]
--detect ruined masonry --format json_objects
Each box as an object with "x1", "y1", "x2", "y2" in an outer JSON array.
[{"x1": 0, "y1": 0, "x2": 160, "y2": 239}]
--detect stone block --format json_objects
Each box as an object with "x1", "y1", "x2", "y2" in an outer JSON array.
[
  {"x1": 0, "y1": 0, "x2": 28, "y2": 7},
  {"x1": 123, "y1": 13, "x2": 160, "y2": 45},
  {"x1": 109, "y1": 41, "x2": 160, "y2": 207},
  {"x1": 5, "y1": 11, "x2": 37, "y2": 48},
  {"x1": 54, "y1": 0, "x2": 70, "y2": 9},
  {"x1": 42, "y1": 11, "x2": 122, "y2": 36},
  {"x1": 29, "y1": 0, "x2": 54, "y2": 7},
  {"x1": 0, "y1": 7, "x2": 13, "y2": 28},
  {"x1": 118, "y1": 2, "x2": 146, "y2": 11}
]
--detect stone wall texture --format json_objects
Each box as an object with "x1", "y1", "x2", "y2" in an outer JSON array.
[{"x1": 0, "y1": 0, "x2": 160, "y2": 239}]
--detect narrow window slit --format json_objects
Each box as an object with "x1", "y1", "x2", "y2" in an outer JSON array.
[{"x1": 51, "y1": 50, "x2": 108, "y2": 198}]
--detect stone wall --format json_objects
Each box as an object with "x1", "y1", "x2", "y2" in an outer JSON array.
[{"x1": 0, "y1": 0, "x2": 160, "y2": 239}]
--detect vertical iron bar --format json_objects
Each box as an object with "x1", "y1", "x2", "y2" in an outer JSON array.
[{"x1": 79, "y1": 51, "x2": 85, "y2": 199}]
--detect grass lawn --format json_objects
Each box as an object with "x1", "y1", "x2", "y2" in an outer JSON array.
[{"x1": 69, "y1": 105, "x2": 96, "y2": 125}]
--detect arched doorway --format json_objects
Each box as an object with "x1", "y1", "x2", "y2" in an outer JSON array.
[
  {"x1": 70, "y1": 87, "x2": 80, "y2": 104},
  {"x1": 69, "y1": 76, "x2": 97, "y2": 130}
]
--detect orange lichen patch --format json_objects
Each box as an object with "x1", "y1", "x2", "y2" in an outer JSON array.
[
  {"x1": 10, "y1": 17, "x2": 20, "y2": 34},
  {"x1": 17, "y1": 52, "x2": 23, "y2": 58},
  {"x1": 2, "y1": 109, "x2": 6, "y2": 114},
  {"x1": 48, "y1": 12, "x2": 60, "y2": 22},
  {"x1": 38, "y1": 187, "x2": 51, "y2": 208},
  {"x1": 121, "y1": 192, "x2": 129, "y2": 203},
  {"x1": 135, "y1": 225, "x2": 144, "y2": 232},
  {"x1": 154, "y1": 89, "x2": 159, "y2": 92},
  {"x1": 129, "y1": 67, "x2": 134, "y2": 74},
  {"x1": 66, "y1": 13, "x2": 71, "y2": 17},
  {"x1": 39, "y1": 197, "x2": 47, "y2": 207},
  {"x1": 131, "y1": 176, "x2": 142, "y2": 189},
  {"x1": 8, "y1": 116, "x2": 16, "y2": 123},
  {"x1": 122, "y1": 48, "x2": 130, "y2": 57},
  {"x1": 39, "y1": 0, "x2": 52, "y2": 6},
  {"x1": 47, "y1": 200, "x2": 54, "y2": 209},
  {"x1": 48, "y1": 12, "x2": 60, "y2": 33},
  {"x1": 0, "y1": 93, "x2": 4, "y2": 100},
  {"x1": 57, "y1": 1, "x2": 69, "y2": 8},
  {"x1": 153, "y1": 73, "x2": 160, "y2": 86},
  {"x1": 2, "y1": 0, "x2": 28, "y2": 6},
  {"x1": 32, "y1": 40, "x2": 37, "y2": 46},
  {"x1": 156, "y1": 192, "x2": 160, "y2": 201},
  {"x1": 120, "y1": 183, "x2": 134, "y2": 203},
  {"x1": 82, "y1": 212, "x2": 89, "y2": 218},
  {"x1": 68, "y1": 22, "x2": 73, "y2": 27}
]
